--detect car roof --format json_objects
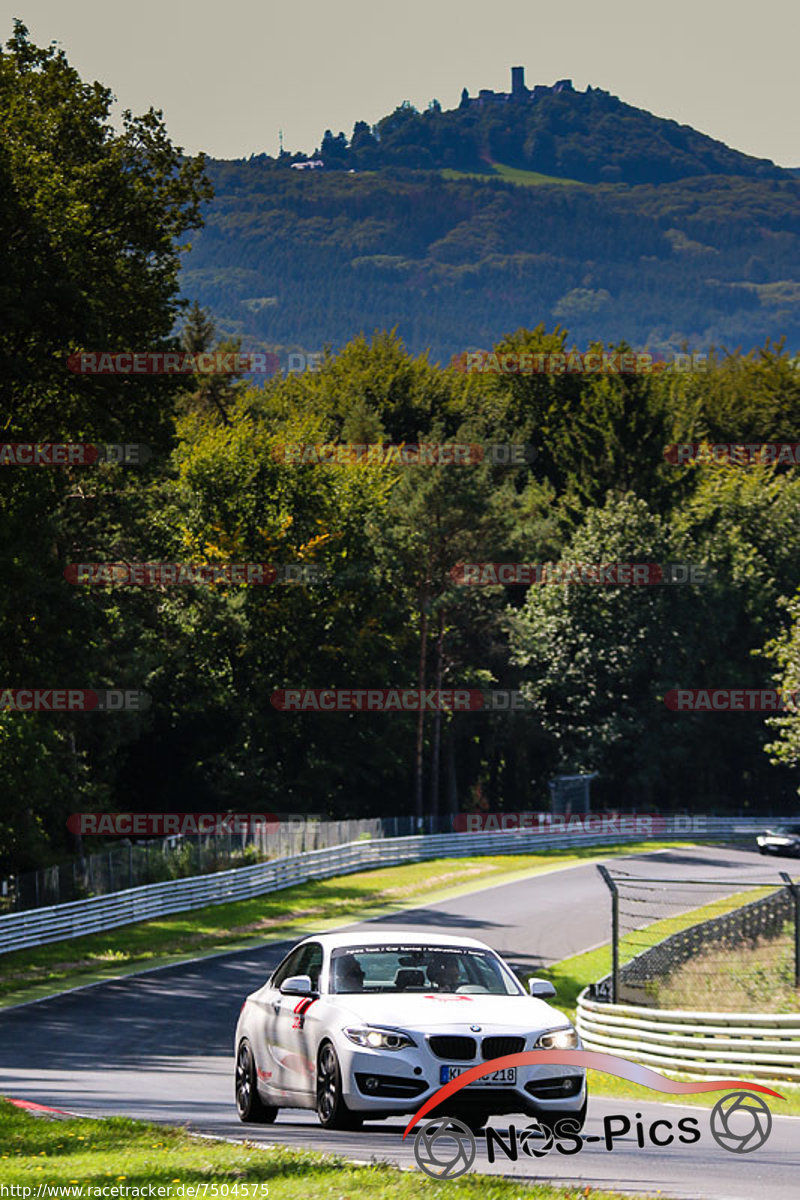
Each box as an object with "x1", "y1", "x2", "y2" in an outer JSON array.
[{"x1": 295, "y1": 930, "x2": 494, "y2": 951}]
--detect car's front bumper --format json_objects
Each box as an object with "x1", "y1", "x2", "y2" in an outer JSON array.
[{"x1": 338, "y1": 1037, "x2": 586, "y2": 1117}]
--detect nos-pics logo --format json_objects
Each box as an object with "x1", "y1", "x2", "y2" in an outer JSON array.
[
  {"x1": 413, "y1": 1093, "x2": 772, "y2": 1180},
  {"x1": 405, "y1": 1051, "x2": 781, "y2": 1180}
]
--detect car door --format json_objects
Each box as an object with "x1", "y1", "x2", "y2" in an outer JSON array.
[
  {"x1": 258, "y1": 945, "x2": 306, "y2": 1095},
  {"x1": 265, "y1": 942, "x2": 324, "y2": 1097}
]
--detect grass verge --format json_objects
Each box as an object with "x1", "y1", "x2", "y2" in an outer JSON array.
[
  {"x1": 0, "y1": 1098, "x2": 653, "y2": 1197},
  {"x1": 0, "y1": 842, "x2": 690, "y2": 1009},
  {"x1": 653, "y1": 929, "x2": 799, "y2": 1013}
]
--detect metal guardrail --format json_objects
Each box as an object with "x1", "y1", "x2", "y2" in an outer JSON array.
[
  {"x1": 577, "y1": 989, "x2": 800, "y2": 1081},
  {"x1": 0, "y1": 816, "x2": 769, "y2": 957}
]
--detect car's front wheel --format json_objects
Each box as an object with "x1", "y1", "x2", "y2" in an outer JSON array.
[
  {"x1": 235, "y1": 1039, "x2": 278, "y2": 1124},
  {"x1": 539, "y1": 1097, "x2": 587, "y2": 1134},
  {"x1": 316, "y1": 1041, "x2": 363, "y2": 1130}
]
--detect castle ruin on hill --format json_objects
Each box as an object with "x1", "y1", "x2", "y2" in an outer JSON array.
[{"x1": 460, "y1": 66, "x2": 575, "y2": 108}]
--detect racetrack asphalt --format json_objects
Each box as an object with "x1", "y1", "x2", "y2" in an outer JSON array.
[{"x1": 1, "y1": 845, "x2": 797, "y2": 1198}]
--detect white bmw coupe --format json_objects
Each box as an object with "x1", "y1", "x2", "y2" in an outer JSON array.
[{"x1": 234, "y1": 930, "x2": 586, "y2": 1132}]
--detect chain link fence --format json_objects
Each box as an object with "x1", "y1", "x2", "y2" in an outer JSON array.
[
  {"x1": 1, "y1": 814, "x2": 451, "y2": 914},
  {"x1": 594, "y1": 866, "x2": 800, "y2": 1011}
]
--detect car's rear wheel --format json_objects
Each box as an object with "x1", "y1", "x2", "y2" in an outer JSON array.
[
  {"x1": 235, "y1": 1039, "x2": 278, "y2": 1124},
  {"x1": 316, "y1": 1041, "x2": 363, "y2": 1130}
]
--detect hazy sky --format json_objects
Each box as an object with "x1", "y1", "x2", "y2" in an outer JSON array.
[{"x1": 4, "y1": 0, "x2": 799, "y2": 166}]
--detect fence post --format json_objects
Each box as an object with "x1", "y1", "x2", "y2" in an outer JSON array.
[
  {"x1": 779, "y1": 871, "x2": 800, "y2": 988},
  {"x1": 597, "y1": 864, "x2": 619, "y2": 1003}
]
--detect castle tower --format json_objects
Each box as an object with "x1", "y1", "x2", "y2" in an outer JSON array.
[{"x1": 511, "y1": 66, "x2": 526, "y2": 98}]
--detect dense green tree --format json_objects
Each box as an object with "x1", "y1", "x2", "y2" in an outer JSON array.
[
  {"x1": 763, "y1": 591, "x2": 800, "y2": 777},
  {"x1": 0, "y1": 23, "x2": 210, "y2": 873}
]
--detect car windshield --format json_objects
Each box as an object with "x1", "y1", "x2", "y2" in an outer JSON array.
[{"x1": 328, "y1": 944, "x2": 523, "y2": 995}]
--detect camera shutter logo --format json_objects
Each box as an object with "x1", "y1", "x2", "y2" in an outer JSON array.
[
  {"x1": 413, "y1": 1117, "x2": 476, "y2": 1178},
  {"x1": 710, "y1": 1092, "x2": 772, "y2": 1153},
  {"x1": 517, "y1": 1119, "x2": 555, "y2": 1158}
]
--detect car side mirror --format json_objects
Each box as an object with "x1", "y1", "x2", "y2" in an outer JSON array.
[
  {"x1": 528, "y1": 977, "x2": 557, "y2": 999},
  {"x1": 280, "y1": 973, "x2": 315, "y2": 996}
]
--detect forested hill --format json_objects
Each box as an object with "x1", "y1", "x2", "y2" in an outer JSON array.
[
  {"x1": 179, "y1": 75, "x2": 799, "y2": 365},
  {"x1": 181, "y1": 163, "x2": 800, "y2": 364},
  {"x1": 297, "y1": 79, "x2": 788, "y2": 186}
]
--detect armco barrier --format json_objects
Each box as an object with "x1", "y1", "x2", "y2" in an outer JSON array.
[
  {"x1": 0, "y1": 816, "x2": 767, "y2": 956},
  {"x1": 577, "y1": 989, "x2": 800, "y2": 1081}
]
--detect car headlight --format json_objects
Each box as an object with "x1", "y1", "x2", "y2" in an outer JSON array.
[
  {"x1": 344, "y1": 1026, "x2": 416, "y2": 1051},
  {"x1": 535, "y1": 1026, "x2": 579, "y2": 1050}
]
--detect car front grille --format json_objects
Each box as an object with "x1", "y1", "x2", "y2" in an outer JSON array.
[
  {"x1": 429, "y1": 1035, "x2": 477, "y2": 1060},
  {"x1": 482, "y1": 1035, "x2": 525, "y2": 1059}
]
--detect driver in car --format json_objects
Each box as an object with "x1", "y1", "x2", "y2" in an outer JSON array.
[
  {"x1": 334, "y1": 955, "x2": 365, "y2": 992},
  {"x1": 426, "y1": 953, "x2": 461, "y2": 992}
]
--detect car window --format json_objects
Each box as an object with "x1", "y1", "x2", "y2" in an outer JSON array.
[
  {"x1": 271, "y1": 942, "x2": 323, "y2": 990},
  {"x1": 270, "y1": 947, "x2": 305, "y2": 989},
  {"x1": 295, "y1": 942, "x2": 323, "y2": 990},
  {"x1": 329, "y1": 944, "x2": 522, "y2": 995}
]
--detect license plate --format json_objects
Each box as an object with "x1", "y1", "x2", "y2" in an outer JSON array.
[{"x1": 440, "y1": 1066, "x2": 516, "y2": 1086}]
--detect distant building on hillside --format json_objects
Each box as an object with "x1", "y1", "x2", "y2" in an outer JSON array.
[
  {"x1": 461, "y1": 67, "x2": 574, "y2": 108},
  {"x1": 291, "y1": 160, "x2": 325, "y2": 171}
]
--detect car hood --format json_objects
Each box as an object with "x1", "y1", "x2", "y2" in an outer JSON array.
[{"x1": 332, "y1": 991, "x2": 569, "y2": 1031}]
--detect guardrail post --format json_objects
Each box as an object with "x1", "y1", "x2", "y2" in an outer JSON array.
[
  {"x1": 597, "y1": 864, "x2": 619, "y2": 1003},
  {"x1": 779, "y1": 871, "x2": 800, "y2": 988}
]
